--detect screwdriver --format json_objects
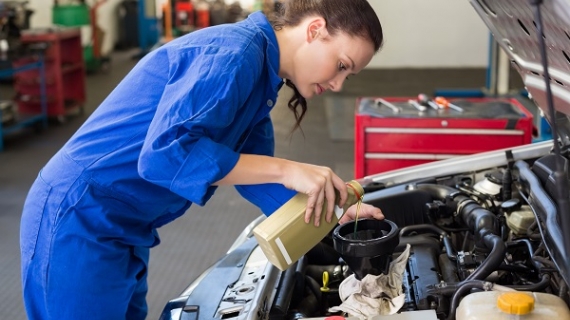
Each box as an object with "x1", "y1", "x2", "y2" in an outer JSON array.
[
  {"x1": 417, "y1": 93, "x2": 440, "y2": 111},
  {"x1": 434, "y1": 96, "x2": 464, "y2": 112}
]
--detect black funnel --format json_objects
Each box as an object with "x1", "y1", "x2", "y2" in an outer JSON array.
[{"x1": 332, "y1": 219, "x2": 399, "y2": 280}]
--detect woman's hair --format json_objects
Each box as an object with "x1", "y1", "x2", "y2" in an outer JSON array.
[{"x1": 270, "y1": 0, "x2": 384, "y2": 132}]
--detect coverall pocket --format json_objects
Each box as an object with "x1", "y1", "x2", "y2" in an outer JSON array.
[{"x1": 20, "y1": 174, "x2": 52, "y2": 263}]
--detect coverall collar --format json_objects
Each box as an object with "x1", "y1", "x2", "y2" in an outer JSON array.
[{"x1": 248, "y1": 11, "x2": 284, "y2": 92}]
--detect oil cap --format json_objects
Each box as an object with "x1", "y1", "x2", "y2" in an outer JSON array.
[{"x1": 497, "y1": 292, "x2": 535, "y2": 315}]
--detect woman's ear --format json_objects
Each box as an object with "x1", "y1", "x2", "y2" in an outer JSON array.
[{"x1": 305, "y1": 17, "x2": 327, "y2": 43}]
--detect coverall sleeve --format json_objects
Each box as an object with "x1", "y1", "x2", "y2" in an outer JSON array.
[
  {"x1": 234, "y1": 116, "x2": 297, "y2": 215},
  {"x1": 138, "y1": 46, "x2": 260, "y2": 205}
]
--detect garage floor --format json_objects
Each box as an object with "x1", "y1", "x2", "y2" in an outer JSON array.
[{"x1": 0, "y1": 48, "x2": 513, "y2": 319}]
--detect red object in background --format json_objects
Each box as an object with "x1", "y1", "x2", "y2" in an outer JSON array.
[
  {"x1": 195, "y1": 2, "x2": 210, "y2": 29},
  {"x1": 354, "y1": 97, "x2": 535, "y2": 178},
  {"x1": 14, "y1": 28, "x2": 86, "y2": 118},
  {"x1": 175, "y1": 1, "x2": 194, "y2": 29}
]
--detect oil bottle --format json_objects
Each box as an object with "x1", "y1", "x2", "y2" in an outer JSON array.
[{"x1": 253, "y1": 180, "x2": 364, "y2": 271}]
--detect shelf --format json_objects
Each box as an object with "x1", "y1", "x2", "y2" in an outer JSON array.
[
  {"x1": 0, "y1": 58, "x2": 48, "y2": 152},
  {"x1": 17, "y1": 96, "x2": 82, "y2": 117},
  {"x1": 61, "y1": 63, "x2": 83, "y2": 74},
  {"x1": 13, "y1": 27, "x2": 85, "y2": 119},
  {"x1": 2, "y1": 113, "x2": 46, "y2": 135}
]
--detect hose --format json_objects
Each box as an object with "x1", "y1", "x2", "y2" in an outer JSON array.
[
  {"x1": 400, "y1": 224, "x2": 457, "y2": 261},
  {"x1": 465, "y1": 234, "x2": 505, "y2": 281},
  {"x1": 506, "y1": 274, "x2": 551, "y2": 291},
  {"x1": 526, "y1": 220, "x2": 542, "y2": 241},
  {"x1": 439, "y1": 254, "x2": 460, "y2": 283},
  {"x1": 533, "y1": 256, "x2": 556, "y2": 268},
  {"x1": 415, "y1": 184, "x2": 500, "y2": 243},
  {"x1": 304, "y1": 275, "x2": 322, "y2": 305},
  {"x1": 413, "y1": 184, "x2": 548, "y2": 318},
  {"x1": 446, "y1": 281, "x2": 492, "y2": 320},
  {"x1": 506, "y1": 239, "x2": 542, "y2": 271}
]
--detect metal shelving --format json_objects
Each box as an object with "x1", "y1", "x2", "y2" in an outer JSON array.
[{"x1": 0, "y1": 52, "x2": 47, "y2": 151}]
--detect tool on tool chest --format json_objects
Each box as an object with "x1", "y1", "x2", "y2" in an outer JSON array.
[
  {"x1": 374, "y1": 98, "x2": 401, "y2": 113},
  {"x1": 417, "y1": 93, "x2": 441, "y2": 111},
  {"x1": 408, "y1": 99, "x2": 427, "y2": 112},
  {"x1": 435, "y1": 96, "x2": 464, "y2": 112}
]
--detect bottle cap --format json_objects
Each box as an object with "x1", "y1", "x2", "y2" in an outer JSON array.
[
  {"x1": 346, "y1": 180, "x2": 364, "y2": 199},
  {"x1": 497, "y1": 292, "x2": 535, "y2": 315}
]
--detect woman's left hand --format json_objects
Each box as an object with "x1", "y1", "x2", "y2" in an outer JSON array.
[{"x1": 339, "y1": 203, "x2": 384, "y2": 225}]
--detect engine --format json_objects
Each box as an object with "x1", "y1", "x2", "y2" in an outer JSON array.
[
  {"x1": 160, "y1": 144, "x2": 570, "y2": 320},
  {"x1": 266, "y1": 153, "x2": 570, "y2": 319}
]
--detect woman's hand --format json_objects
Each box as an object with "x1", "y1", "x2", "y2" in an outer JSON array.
[
  {"x1": 281, "y1": 161, "x2": 347, "y2": 227},
  {"x1": 339, "y1": 203, "x2": 384, "y2": 225},
  {"x1": 214, "y1": 155, "x2": 348, "y2": 226}
]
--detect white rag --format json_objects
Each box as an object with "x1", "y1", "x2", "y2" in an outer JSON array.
[{"x1": 329, "y1": 244, "x2": 411, "y2": 319}]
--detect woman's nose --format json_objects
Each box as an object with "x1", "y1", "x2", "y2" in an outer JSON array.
[{"x1": 329, "y1": 77, "x2": 345, "y2": 92}]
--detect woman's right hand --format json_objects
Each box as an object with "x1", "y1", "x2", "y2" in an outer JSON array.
[
  {"x1": 214, "y1": 155, "x2": 348, "y2": 226},
  {"x1": 280, "y1": 161, "x2": 348, "y2": 227}
]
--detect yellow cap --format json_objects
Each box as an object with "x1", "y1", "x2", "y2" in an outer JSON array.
[
  {"x1": 497, "y1": 292, "x2": 535, "y2": 315},
  {"x1": 320, "y1": 271, "x2": 330, "y2": 292}
]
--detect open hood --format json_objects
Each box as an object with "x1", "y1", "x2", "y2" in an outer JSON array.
[{"x1": 470, "y1": 0, "x2": 570, "y2": 146}]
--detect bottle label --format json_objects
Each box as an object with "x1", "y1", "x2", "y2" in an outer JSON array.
[
  {"x1": 334, "y1": 205, "x2": 343, "y2": 219},
  {"x1": 275, "y1": 237, "x2": 292, "y2": 265}
]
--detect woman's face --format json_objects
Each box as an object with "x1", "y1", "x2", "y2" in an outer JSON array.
[{"x1": 290, "y1": 19, "x2": 375, "y2": 99}]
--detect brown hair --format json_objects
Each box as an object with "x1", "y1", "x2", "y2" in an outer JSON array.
[{"x1": 270, "y1": 0, "x2": 384, "y2": 132}]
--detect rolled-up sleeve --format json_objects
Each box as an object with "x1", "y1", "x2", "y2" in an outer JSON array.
[
  {"x1": 235, "y1": 116, "x2": 296, "y2": 215},
  {"x1": 138, "y1": 46, "x2": 259, "y2": 205}
]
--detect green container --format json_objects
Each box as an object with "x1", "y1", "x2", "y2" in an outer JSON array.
[
  {"x1": 83, "y1": 45, "x2": 100, "y2": 72},
  {"x1": 52, "y1": 4, "x2": 90, "y2": 27}
]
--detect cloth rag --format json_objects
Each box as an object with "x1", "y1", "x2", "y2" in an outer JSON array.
[{"x1": 329, "y1": 244, "x2": 411, "y2": 319}]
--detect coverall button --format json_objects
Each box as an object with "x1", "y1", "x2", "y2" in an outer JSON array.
[{"x1": 267, "y1": 99, "x2": 274, "y2": 107}]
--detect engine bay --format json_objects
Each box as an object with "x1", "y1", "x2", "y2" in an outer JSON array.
[
  {"x1": 263, "y1": 146, "x2": 570, "y2": 319},
  {"x1": 160, "y1": 141, "x2": 570, "y2": 320}
]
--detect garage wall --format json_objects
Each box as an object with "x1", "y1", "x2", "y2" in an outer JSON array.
[
  {"x1": 26, "y1": 0, "x2": 490, "y2": 69},
  {"x1": 27, "y1": 0, "x2": 51, "y2": 30},
  {"x1": 368, "y1": 0, "x2": 490, "y2": 68}
]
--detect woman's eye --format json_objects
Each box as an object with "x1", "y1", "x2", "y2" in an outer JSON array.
[{"x1": 339, "y1": 62, "x2": 347, "y2": 71}]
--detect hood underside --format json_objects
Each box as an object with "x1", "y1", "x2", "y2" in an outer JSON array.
[{"x1": 470, "y1": 0, "x2": 570, "y2": 145}]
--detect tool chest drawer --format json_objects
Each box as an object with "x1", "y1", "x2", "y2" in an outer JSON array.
[{"x1": 354, "y1": 97, "x2": 534, "y2": 178}]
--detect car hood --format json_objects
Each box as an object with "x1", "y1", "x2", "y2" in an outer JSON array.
[{"x1": 471, "y1": 0, "x2": 570, "y2": 145}]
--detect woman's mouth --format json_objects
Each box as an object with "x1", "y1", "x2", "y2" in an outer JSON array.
[{"x1": 316, "y1": 84, "x2": 325, "y2": 95}]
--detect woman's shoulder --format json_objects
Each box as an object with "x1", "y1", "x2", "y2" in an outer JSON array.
[
  {"x1": 165, "y1": 22, "x2": 267, "y2": 61},
  {"x1": 152, "y1": 24, "x2": 268, "y2": 81}
]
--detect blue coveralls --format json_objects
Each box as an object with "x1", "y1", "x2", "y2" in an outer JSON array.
[{"x1": 20, "y1": 12, "x2": 296, "y2": 319}]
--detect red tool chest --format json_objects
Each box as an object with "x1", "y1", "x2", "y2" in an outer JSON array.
[
  {"x1": 354, "y1": 97, "x2": 534, "y2": 178},
  {"x1": 13, "y1": 28, "x2": 86, "y2": 119}
]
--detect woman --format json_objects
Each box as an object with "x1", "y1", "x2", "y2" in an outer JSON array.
[{"x1": 20, "y1": 0, "x2": 384, "y2": 318}]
